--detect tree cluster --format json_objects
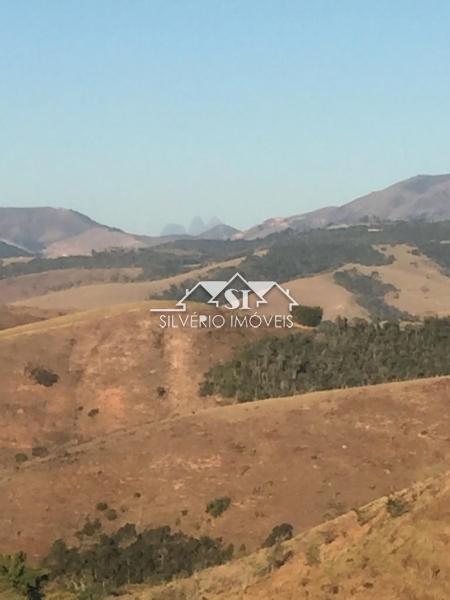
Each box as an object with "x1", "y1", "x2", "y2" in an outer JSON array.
[
  {"x1": 333, "y1": 268, "x2": 414, "y2": 321},
  {"x1": 45, "y1": 524, "x2": 233, "y2": 593},
  {"x1": 200, "y1": 317, "x2": 450, "y2": 401},
  {"x1": 292, "y1": 305, "x2": 323, "y2": 327}
]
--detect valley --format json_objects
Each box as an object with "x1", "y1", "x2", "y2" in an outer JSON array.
[{"x1": 2, "y1": 206, "x2": 450, "y2": 599}]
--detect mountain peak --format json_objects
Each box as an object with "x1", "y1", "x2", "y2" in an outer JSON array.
[{"x1": 238, "y1": 173, "x2": 450, "y2": 239}]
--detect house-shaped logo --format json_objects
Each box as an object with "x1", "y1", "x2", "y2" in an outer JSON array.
[{"x1": 151, "y1": 272, "x2": 298, "y2": 313}]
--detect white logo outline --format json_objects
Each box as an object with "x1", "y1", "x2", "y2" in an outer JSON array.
[{"x1": 150, "y1": 272, "x2": 298, "y2": 313}]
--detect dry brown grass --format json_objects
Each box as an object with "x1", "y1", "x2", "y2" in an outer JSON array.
[
  {"x1": 135, "y1": 472, "x2": 450, "y2": 599},
  {"x1": 267, "y1": 244, "x2": 450, "y2": 321},
  {"x1": 355, "y1": 244, "x2": 450, "y2": 317},
  {"x1": 0, "y1": 268, "x2": 142, "y2": 304},
  {"x1": 285, "y1": 272, "x2": 369, "y2": 320},
  {"x1": 11, "y1": 257, "x2": 244, "y2": 310},
  {"x1": 0, "y1": 301, "x2": 279, "y2": 464},
  {"x1": 0, "y1": 305, "x2": 65, "y2": 331},
  {"x1": 1, "y1": 358, "x2": 450, "y2": 562},
  {"x1": 8, "y1": 244, "x2": 450, "y2": 320}
]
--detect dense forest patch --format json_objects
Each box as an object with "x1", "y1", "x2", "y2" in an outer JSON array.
[
  {"x1": 200, "y1": 317, "x2": 450, "y2": 401},
  {"x1": 210, "y1": 230, "x2": 391, "y2": 282}
]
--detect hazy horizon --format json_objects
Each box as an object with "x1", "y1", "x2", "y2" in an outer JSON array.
[{"x1": 1, "y1": 1, "x2": 450, "y2": 234}]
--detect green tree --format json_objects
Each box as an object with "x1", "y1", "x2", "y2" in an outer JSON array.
[
  {"x1": 262, "y1": 523, "x2": 294, "y2": 548},
  {"x1": 292, "y1": 305, "x2": 323, "y2": 327},
  {"x1": 0, "y1": 553, "x2": 47, "y2": 600}
]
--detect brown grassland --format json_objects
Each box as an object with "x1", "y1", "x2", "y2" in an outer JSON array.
[
  {"x1": 0, "y1": 301, "x2": 449, "y2": 564},
  {"x1": 1, "y1": 243, "x2": 450, "y2": 598},
  {"x1": 138, "y1": 471, "x2": 450, "y2": 599}
]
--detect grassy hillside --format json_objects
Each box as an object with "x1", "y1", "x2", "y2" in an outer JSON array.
[
  {"x1": 0, "y1": 306, "x2": 64, "y2": 331},
  {"x1": 10, "y1": 228, "x2": 450, "y2": 322},
  {"x1": 139, "y1": 471, "x2": 450, "y2": 600},
  {"x1": 3, "y1": 220, "x2": 450, "y2": 600},
  {"x1": 1, "y1": 375, "x2": 450, "y2": 562},
  {"x1": 0, "y1": 239, "x2": 255, "y2": 281},
  {"x1": 10, "y1": 257, "x2": 244, "y2": 309},
  {"x1": 0, "y1": 301, "x2": 284, "y2": 471}
]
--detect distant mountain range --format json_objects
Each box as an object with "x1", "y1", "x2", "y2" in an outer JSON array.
[
  {"x1": 161, "y1": 216, "x2": 225, "y2": 237},
  {"x1": 0, "y1": 208, "x2": 240, "y2": 257},
  {"x1": 2, "y1": 174, "x2": 450, "y2": 256},
  {"x1": 235, "y1": 174, "x2": 450, "y2": 239},
  {"x1": 0, "y1": 207, "x2": 154, "y2": 257}
]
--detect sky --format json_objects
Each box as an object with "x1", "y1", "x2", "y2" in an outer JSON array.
[{"x1": 1, "y1": 1, "x2": 450, "y2": 235}]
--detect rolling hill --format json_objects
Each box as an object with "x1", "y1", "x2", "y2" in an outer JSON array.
[
  {"x1": 0, "y1": 207, "x2": 240, "y2": 257},
  {"x1": 2, "y1": 198, "x2": 450, "y2": 599},
  {"x1": 0, "y1": 302, "x2": 276, "y2": 468},
  {"x1": 142, "y1": 471, "x2": 450, "y2": 599},
  {"x1": 0, "y1": 303, "x2": 449, "y2": 563},
  {"x1": 12, "y1": 243, "x2": 450, "y2": 321},
  {"x1": 0, "y1": 207, "x2": 152, "y2": 257},
  {"x1": 237, "y1": 174, "x2": 450, "y2": 239},
  {"x1": 0, "y1": 240, "x2": 32, "y2": 259}
]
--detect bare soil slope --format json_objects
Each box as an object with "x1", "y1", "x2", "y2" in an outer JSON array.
[{"x1": 1, "y1": 376, "x2": 450, "y2": 561}]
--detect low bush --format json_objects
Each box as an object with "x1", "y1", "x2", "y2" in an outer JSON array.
[
  {"x1": 105, "y1": 509, "x2": 118, "y2": 521},
  {"x1": 262, "y1": 523, "x2": 294, "y2": 548},
  {"x1": 386, "y1": 496, "x2": 411, "y2": 518},
  {"x1": 15, "y1": 453, "x2": 28, "y2": 465},
  {"x1": 206, "y1": 497, "x2": 231, "y2": 518},
  {"x1": 292, "y1": 305, "x2": 323, "y2": 327},
  {"x1": 26, "y1": 366, "x2": 59, "y2": 387},
  {"x1": 31, "y1": 447, "x2": 49, "y2": 459}
]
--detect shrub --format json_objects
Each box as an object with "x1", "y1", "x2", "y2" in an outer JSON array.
[
  {"x1": 105, "y1": 508, "x2": 118, "y2": 521},
  {"x1": 386, "y1": 496, "x2": 410, "y2": 518},
  {"x1": 26, "y1": 365, "x2": 59, "y2": 387},
  {"x1": 88, "y1": 409, "x2": 99, "y2": 418},
  {"x1": 267, "y1": 547, "x2": 294, "y2": 571},
  {"x1": 15, "y1": 453, "x2": 28, "y2": 465},
  {"x1": 31, "y1": 446, "x2": 49, "y2": 458},
  {"x1": 292, "y1": 305, "x2": 323, "y2": 327},
  {"x1": 77, "y1": 518, "x2": 102, "y2": 538},
  {"x1": 96, "y1": 502, "x2": 108, "y2": 512},
  {"x1": 0, "y1": 552, "x2": 47, "y2": 599},
  {"x1": 305, "y1": 543, "x2": 321, "y2": 566},
  {"x1": 262, "y1": 523, "x2": 294, "y2": 548},
  {"x1": 206, "y1": 497, "x2": 231, "y2": 518}
]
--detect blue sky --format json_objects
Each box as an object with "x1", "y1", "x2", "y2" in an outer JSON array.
[{"x1": 1, "y1": 1, "x2": 450, "y2": 234}]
